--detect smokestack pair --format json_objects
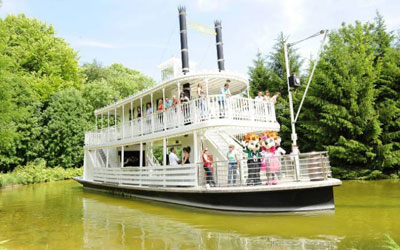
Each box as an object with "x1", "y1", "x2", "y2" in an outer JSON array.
[{"x1": 177, "y1": 6, "x2": 225, "y2": 73}]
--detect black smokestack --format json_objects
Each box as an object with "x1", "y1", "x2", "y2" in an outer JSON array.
[
  {"x1": 214, "y1": 20, "x2": 225, "y2": 72},
  {"x1": 178, "y1": 6, "x2": 189, "y2": 74}
]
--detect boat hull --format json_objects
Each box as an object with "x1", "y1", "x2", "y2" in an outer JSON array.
[{"x1": 74, "y1": 177, "x2": 337, "y2": 212}]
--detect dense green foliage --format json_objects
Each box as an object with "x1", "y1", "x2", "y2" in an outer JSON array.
[
  {"x1": 249, "y1": 14, "x2": 400, "y2": 179},
  {"x1": 0, "y1": 15, "x2": 154, "y2": 172},
  {"x1": 82, "y1": 60, "x2": 155, "y2": 110},
  {"x1": 0, "y1": 159, "x2": 82, "y2": 188},
  {"x1": 41, "y1": 89, "x2": 93, "y2": 167}
]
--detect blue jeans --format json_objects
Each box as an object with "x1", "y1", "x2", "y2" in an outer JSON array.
[{"x1": 228, "y1": 162, "x2": 237, "y2": 184}]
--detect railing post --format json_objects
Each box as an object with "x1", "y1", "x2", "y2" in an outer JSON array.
[
  {"x1": 122, "y1": 105, "x2": 125, "y2": 139},
  {"x1": 193, "y1": 131, "x2": 198, "y2": 187},
  {"x1": 121, "y1": 145, "x2": 124, "y2": 168},
  {"x1": 249, "y1": 99, "x2": 254, "y2": 121},
  {"x1": 271, "y1": 102, "x2": 276, "y2": 122},
  {"x1": 162, "y1": 137, "x2": 167, "y2": 187},
  {"x1": 163, "y1": 88, "x2": 166, "y2": 131},
  {"x1": 130, "y1": 101, "x2": 133, "y2": 137},
  {"x1": 114, "y1": 107, "x2": 117, "y2": 140},
  {"x1": 139, "y1": 142, "x2": 143, "y2": 186},
  {"x1": 264, "y1": 101, "x2": 269, "y2": 122},
  {"x1": 294, "y1": 154, "x2": 301, "y2": 181},
  {"x1": 140, "y1": 98, "x2": 143, "y2": 136},
  {"x1": 107, "y1": 111, "x2": 110, "y2": 142},
  {"x1": 193, "y1": 101, "x2": 197, "y2": 123},
  {"x1": 151, "y1": 93, "x2": 154, "y2": 133}
]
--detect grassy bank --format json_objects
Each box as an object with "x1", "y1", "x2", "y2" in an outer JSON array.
[{"x1": 0, "y1": 159, "x2": 82, "y2": 188}]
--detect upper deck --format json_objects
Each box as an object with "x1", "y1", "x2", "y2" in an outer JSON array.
[
  {"x1": 85, "y1": 71, "x2": 280, "y2": 148},
  {"x1": 94, "y1": 70, "x2": 249, "y2": 116}
]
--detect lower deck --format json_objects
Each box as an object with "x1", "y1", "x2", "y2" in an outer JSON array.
[{"x1": 74, "y1": 177, "x2": 341, "y2": 212}]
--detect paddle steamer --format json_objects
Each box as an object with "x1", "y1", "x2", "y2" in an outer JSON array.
[{"x1": 74, "y1": 7, "x2": 341, "y2": 212}]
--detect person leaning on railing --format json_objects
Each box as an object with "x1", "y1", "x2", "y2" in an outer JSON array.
[
  {"x1": 157, "y1": 99, "x2": 164, "y2": 125},
  {"x1": 218, "y1": 80, "x2": 231, "y2": 118},
  {"x1": 255, "y1": 91, "x2": 264, "y2": 101},
  {"x1": 202, "y1": 148, "x2": 216, "y2": 187},
  {"x1": 263, "y1": 91, "x2": 271, "y2": 102},
  {"x1": 270, "y1": 92, "x2": 281, "y2": 104},
  {"x1": 182, "y1": 146, "x2": 191, "y2": 165},
  {"x1": 197, "y1": 83, "x2": 206, "y2": 119},
  {"x1": 180, "y1": 91, "x2": 190, "y2": 125},
  {"x1": 146, "y1": 103, "x2": 152, "y2": 127}
]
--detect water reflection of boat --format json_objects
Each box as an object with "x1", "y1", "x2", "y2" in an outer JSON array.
[{"x1": 81, "y1": 197, "x2": 340, "y2": 249}]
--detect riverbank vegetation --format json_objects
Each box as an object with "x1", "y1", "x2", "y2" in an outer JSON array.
[
  {"x1": 0, "y1": 159, "x2": 82, "y2": 188},
  {"x1": 0, "y1": 14, "x2": 154, "y2": 173},
  {"x1": 249, "y1": 13, "x2": 400, "y2": 180}
]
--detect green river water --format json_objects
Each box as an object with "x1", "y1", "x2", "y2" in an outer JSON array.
[{"x1": 0, "y1": 180, "x2": 399, "y2": 249}]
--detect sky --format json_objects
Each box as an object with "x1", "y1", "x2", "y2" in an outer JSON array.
[{"x1": 1, "y1": 0, "x2": 399, "y2": 81}]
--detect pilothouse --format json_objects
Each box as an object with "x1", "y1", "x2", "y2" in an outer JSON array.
[{"x1": 74, "y1": 6, "x2": 341, "y2": 212}]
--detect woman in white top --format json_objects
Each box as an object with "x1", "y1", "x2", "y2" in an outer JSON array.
[
  {"x1": 255, "y1": 91, "x2": 264, "y2": 101},
  {"x1": 197, "y1": 83, "x2": 205, "y2": 97},
  {"x1": 197, "y1": 83, "x2": 206, "y2": 118},
  {"x1": 263, "y1": 91, "x2": 271, "y2": 102}
]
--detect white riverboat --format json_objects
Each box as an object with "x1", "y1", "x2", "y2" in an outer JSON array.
[{"x1": 74, "y1": 7, "x2": 341, "y2": 212}]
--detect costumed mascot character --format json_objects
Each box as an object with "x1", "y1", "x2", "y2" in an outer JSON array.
[
  {"x1": 260, "y1": 134, "x2": 268, "y2": 173},
  {"x1": 243, "y1": 133, "x2": 262, "y2": 185},
  {"x1": 262, "y1": 131, "x2": 281, "y2": 185}
]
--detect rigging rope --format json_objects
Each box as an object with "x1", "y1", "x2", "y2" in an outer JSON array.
[
  {"x1": 159, "y1": 19, "x2": 178, "y2": 64},
  {"x1": 294, "y1": 30, "x2": 328, "y2": 123},
  {"x1": 197, "y1": 37, "x2": 214, "y2": 69}
]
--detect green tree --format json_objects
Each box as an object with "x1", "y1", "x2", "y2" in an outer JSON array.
[
  {"x1": 299, "y1": 21, "x2": 381, "y2": 170},
  {"x1": 82, "y1": 61, "x2": 155, "y2": 99},
  {"x1": 372, "y1": 14, "x2": 400, "y2": 173},
  {"x1": 83, "y1": 78, "x2": 120, "y2": 111},
  {"x1": 248, "y1": 52, "x2": 270, "y2": 97},
  {"x1": 0, "y1": 14, "x2": 81, "y2": 100},
  {"x1": 0, "y1": 51, "x2": 20, "y2": 170},
  {"x1": 41, "y1": 89, "x2": 93, "y2": 168},
  {"x1": 0, "y1": 14, "x2": 83, "y2": 171}
]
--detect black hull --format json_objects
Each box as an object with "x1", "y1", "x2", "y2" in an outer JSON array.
[{"x1": 75, "y1": 178, "x2": 336, "y2": 212}]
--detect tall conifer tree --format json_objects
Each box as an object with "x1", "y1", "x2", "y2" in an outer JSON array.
[{"x1": 299, "y1": 21, "x2": 381, "y2": 170}]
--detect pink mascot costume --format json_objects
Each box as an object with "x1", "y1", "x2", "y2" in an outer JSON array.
[{"x1": 262, "y1": 131, "x2": 281, "y2": 185}]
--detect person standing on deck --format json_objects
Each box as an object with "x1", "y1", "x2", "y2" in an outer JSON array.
[
  {"x1": 218, "y1": 80, "x2": 231, "y2": 118},
  {"x1": 172, "y1": 96, "x2": 179, "y2": 107},
  {"x1": 145, "y1": 103, "x2": 152, "y2": 128},
  {"x1": 180, "y1": 91, "x2": 190, "y2": 124},
  {"x1": 182, "y1": 147, "x2": 191, "y2": 165},
  {"x1": 255, "y1": 91, "x2": 264, "y2": 101},
  {"x1": 169, "y1": 147, "x2": 180, "y2": 166},
  {"x1": 164, "y1": 97, "x2": 172, "y2": 109},
  {"x1": 263, "y1": 91, "x2": 271, "y2": 102},
  {"x1": 202, "y1": 149, "x2": 216, "y2": 187},
  {"x1": 197, "y1": 83, "x2": 206, "y2": 119},
  {"x1": 227, "y1": 145, "x2": 239, "y2": 185}
]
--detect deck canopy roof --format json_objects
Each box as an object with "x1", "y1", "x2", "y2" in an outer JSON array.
[{"x1": 94, "y1": 71, "x2": 249, "y2": 116}]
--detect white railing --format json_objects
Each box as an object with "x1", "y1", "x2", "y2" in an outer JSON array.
[
  {"x1": 92, "y1": 164, "x2": 197, "y2": 187},
  {"x1": 197, "y1": 152, "x2": 332, "y2": 187},
  {"x1": 90, "y1": 152, "x2": 331, "y2": 188},
  {"x1": 85, "y1": 95, "x2": 277, "y2": 146}
]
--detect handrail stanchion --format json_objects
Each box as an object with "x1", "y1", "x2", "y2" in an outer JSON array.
[
  {"x1": 130, "y1": 101, "x2": 134, "y2": 138},
  {"x1": 140, "y1": 98, "x2": 143, "y2": 136}
]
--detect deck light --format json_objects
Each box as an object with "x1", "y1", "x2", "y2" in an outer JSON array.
[{"x1": 289, "y1": 73, "x2": 300, "y2": 88}]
